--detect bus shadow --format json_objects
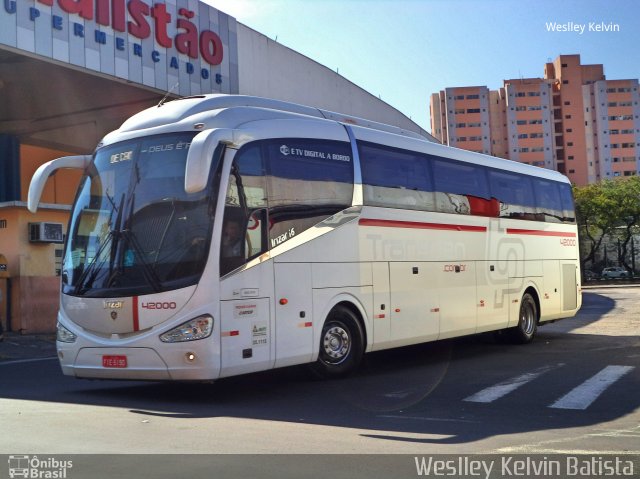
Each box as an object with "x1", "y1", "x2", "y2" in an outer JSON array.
[{"x1": 3, "y1": 292, "x2": 637, "y2": 448}]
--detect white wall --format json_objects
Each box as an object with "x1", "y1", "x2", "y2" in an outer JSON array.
[{"x1": 237, "y1": 24, "x2": 430, "y2": 138}]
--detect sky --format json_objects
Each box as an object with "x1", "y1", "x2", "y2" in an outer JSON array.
[{"x1": 203, "y1": 0, "x2": 640, "y2": 132}]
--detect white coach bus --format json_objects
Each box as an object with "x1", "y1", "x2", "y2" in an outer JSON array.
[{"x1": 28, "y1": 95, "x2": 581, "y2": 381}]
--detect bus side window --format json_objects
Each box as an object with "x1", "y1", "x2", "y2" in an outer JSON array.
[
  {"x1": 265, "y1": 138, "x2": 353, "y2": 248},
  {"x1": 220, "y1": 145, "x2": 268, "y2": 276}
]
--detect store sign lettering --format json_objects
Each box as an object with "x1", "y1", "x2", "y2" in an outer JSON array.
[{"x1": 3, "y1": 0, "x2": 224, "y2": 82}]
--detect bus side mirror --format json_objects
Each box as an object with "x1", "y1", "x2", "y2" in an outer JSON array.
[
  {"x1": 28, "y1": 155, "x2": 91, "y2": 213},
  {"x1": 185, "y1": 128, "x2": 234, "y2": 194}
]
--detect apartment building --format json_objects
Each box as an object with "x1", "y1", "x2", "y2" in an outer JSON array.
[
  {"x1": 584, "y1": 79, "x2": 640, "y2": 181},
  {"x1": 431, "y1": 54, "x2": 640, "y2": 185},
  {"x1": 430, "y1": 86, "x2": 492, "y2": 154},
  {"x1": 504, "y1": 78, "x2": 555, "y2": 170}
]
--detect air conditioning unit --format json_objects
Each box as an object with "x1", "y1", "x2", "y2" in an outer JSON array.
[{"x1": 28, "y1": 222, "x2": 64, "y2": 243}]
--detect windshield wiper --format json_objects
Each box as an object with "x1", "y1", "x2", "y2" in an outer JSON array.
[
  {"x1": 73, "y1": 230, "x2": 113, "y2": 295},
  {"x1": 117, "y1": 189, "x2": 163, "y2": 293}
]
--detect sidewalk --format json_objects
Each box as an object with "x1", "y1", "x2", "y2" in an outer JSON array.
[{"x1": 0, "y1": 332, "x2": 57, "y2": 362}]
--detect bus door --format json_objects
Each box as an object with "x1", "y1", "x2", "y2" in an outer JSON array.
[{"x1": 218, "y1": 145, "x2": 274, "y2": 377}]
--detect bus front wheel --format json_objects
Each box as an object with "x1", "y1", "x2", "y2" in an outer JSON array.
[
  {"x1": 310, "y1": 306, "x2": 364, "y2": 379},
  {"x1": 507, "y1": 292, "x2": 538, "y2": 344}
]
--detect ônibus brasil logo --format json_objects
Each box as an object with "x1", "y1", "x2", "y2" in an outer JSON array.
[{"x1": 8, "y1": 455, "x2": 73, "y2": 478}]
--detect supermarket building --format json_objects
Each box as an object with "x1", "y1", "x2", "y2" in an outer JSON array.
[{"x1": 0, "y1": 0, "x2": 428, "y2": 333}]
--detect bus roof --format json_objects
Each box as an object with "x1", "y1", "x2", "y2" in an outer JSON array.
[{"x1": 105, "y1": 94, "x2": 570, "y2": 185}]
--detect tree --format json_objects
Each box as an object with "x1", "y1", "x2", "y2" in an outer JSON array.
[
  {"x1": 603, "y1": 176, "x2": 640, "y2": 272},
  {"x1": 574, "y1": 177, "x2": 640, "y2": 274},
  {"x1": 574, "y1": 181, "x2": 617, "y2": 272}
]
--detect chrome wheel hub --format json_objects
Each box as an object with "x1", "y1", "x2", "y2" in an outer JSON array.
[{"x1": 323, "y1": 325, "x2": 350, "y2": 362}]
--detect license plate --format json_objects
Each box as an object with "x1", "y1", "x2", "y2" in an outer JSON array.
[{"x1": 102, "y1": 355, "x2": 127, "y2": 368}]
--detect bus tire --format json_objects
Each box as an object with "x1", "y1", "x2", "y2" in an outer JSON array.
[
  {"x1": 507, "y1": 292, "x2": 538, "y2": 344},
  {"x1": 310, "y1": 305, "x2": 364, "y2": 379}
]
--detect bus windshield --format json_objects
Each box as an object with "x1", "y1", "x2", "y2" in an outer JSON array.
[{"x1": 62, "y1": 132, "x2": 218, "y2": 297}]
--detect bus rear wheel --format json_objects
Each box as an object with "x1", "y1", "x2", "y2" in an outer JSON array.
[
  {"x1": 310, "y1": 305, "x2": 364, "y2": 379},
  {"x1": 507, "y1": 292, "x2": 538, "y2": 344}
]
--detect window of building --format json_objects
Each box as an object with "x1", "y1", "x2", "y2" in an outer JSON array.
[
  {"x1": 568, "y1": 156, "x2": 574, "y2": 160},
  {"x1": 466, "y1": 94, "x2": 479, "y2": 99},
  {"x1": 564, "y1": 101, "x2": 571, "y2": 105},
  {"x1": 467, "y1": 108, "x2": 481, "y2": 113},
  {"x1": 562, "y1": 80, "x2": 569, "y2": 84},
  {"x1": 567, "y1": 142, "x2": 574, "y2": 146},
  {"x1": 565, "y1": 115, "x2": 572, "y2": 119}
]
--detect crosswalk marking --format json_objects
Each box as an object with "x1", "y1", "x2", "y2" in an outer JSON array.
[
  {"x1": 549, "y1": 365, "x2": 635, "y2": 410},
  {"x1": 463, "y1": 364, "x2": 563, "y2": 403}
]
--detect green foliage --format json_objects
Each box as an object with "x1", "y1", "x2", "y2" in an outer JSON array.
[{"x1": 574, "y1": 177, "x2": 640, "y2": 273}]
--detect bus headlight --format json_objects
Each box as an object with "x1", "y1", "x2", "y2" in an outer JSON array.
[
  {"x1": 57, "y1": 322, "x2": 77, "y2": 343},
  {"x1": 159, "y1": 315, "x2": 214, "y2": 343}
]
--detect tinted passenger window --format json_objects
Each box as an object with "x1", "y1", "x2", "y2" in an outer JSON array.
[
  {"x1": 432, "y1": 159, "x2": 491, "y2": 200},
  {"x1": 534, "y1": 179, "x2": 563, "y2": 223},
  {"x1": 359, "y1": 142, "x2": 434, "y2": 211},
  {"x1": 265, "y1": 139, "x2": 353, "y2": 248},
  {"x1": 488, "y1": 170, "x2": 537, "y2": 220},
  {"x1": 558, "y1": 183, "x2": 576, "y2": 223}
]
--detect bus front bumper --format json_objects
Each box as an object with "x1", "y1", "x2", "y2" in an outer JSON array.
[{"x1": 57, "y1": 343, "x2": 219, "y2": 381}]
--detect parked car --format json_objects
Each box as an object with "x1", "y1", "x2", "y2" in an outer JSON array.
[{"x1": 601, "y1": 267, "x2": 631, "y2": 279}]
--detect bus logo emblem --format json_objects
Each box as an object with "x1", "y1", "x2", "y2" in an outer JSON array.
[
  {"x1": 104, "y1": 301, "x2": 124, "y2": 309},
  {"x1": 280, "y1": 145, "x2": 290, "y2": 156}
]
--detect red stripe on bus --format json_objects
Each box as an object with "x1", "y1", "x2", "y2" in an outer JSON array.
[
  {"x1": 132, "y1": 296, "x2": 139, "y2": 331},
  {"x1": 221, "y1": 330, "x2": 240, "y2": 337},
  {"x1": 358, "y1": 218, "x2": 487, "y2": 232},
  {"x1": 506, "y1": 229, "x2": 577, "y2": 238}
]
